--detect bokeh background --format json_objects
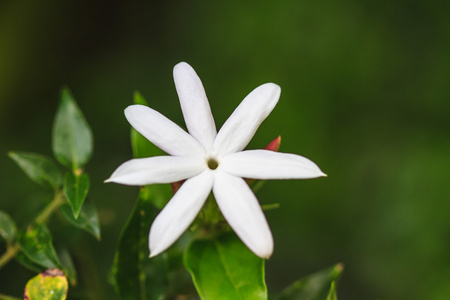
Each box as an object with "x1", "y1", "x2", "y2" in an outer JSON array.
[{"x1": 1, "y1": 1, "x2": 449, "y2": 299}]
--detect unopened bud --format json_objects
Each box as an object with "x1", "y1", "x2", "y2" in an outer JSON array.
[
  {"x1": 264, "y1": 135, "x2": 281, "y2": 152},
  {"x1": 171, "y1": 180, "x2": 185, "y2": 194}
]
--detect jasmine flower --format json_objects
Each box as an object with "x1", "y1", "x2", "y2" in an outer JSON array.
[{"x1": 106, "y1": 62, "x2": 325, "y2": 258}]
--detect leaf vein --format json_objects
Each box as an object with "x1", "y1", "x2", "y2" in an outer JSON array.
[{"x1": 214, "y1": 239, "x2": 244, "y2": 299}]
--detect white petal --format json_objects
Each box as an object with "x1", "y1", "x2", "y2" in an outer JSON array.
[
  {"x1": 105, "y1": 156, "x2": 206, "y2": 186},
  {"x1": 125, "y1": 105, "x2": 206, "y2": 157},
  {"x1": 221, "y1": 150, "x2": 326, "y2": 179},
  {"x1": 174, "y1": 62, "x2": 217, "y2": 150},
  {"x1": 213, "y1": 171, "x2": 273, "y2": 258},
  {"x1": 149, "y1": 171, "x2": 214, "y2": 257},
  {"x1": 213, "y1": 83, "x2": 281, "y2": 155}
]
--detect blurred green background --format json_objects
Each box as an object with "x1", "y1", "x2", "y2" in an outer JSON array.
[{"x1": 1, "y1": 1, "x2": 449, "y2": 299}]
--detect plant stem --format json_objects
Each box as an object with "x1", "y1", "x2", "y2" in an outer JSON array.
[
  {"x1": 35, "y1": 190, "x2": 65, "y2": 224},
  {"x1": 0, "y1": 190, "x2": 65, "y2": 270},
  {"x1": 0, "y1": 293, "x2": 22, "y2": 300},
  {"x1": 0, "y1": 244, "x2": 19, "y2": 269}
]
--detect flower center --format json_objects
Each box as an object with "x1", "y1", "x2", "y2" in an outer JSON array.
[{"x1": 207, "y1": 158, "x2": 219, "y2": 170}]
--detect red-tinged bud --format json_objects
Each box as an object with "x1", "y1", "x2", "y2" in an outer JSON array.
[
  {"x1": 264, "y1": 135, "x2": 281, "y2": 152},
  {"x1": 246, "y1": 136, "x2": 281, "y2": 187},
  {"x1": 171, "y1": 180, "x2": 185, "y2": 194}
]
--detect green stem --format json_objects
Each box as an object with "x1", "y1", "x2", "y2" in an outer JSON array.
[
  {"x1": 261, "y1": 203, "x2": 280, "y2": 211},
  {"x1": 203, "y1": 196, "x2": 219, "y2": 224},
  {"x1": 0, "y1": 190, "x2": 65, "y2": 270},
  {"x1": 0, "y1": 293, "x2": 22, "y2": 300},
  {"x1": 0, "y1": 244, "x2": 19, "y2": 269},
  {"x1": 35, "y1": 190, "x2": 65, "y2": 224}
]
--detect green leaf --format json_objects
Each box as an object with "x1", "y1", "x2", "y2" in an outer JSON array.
[
  {"x1": 277, "y1": 263, "x2": 344, "y2": 300},
  {"x1": 112, "y1": 187, "x2": 168, "y2": 300},
  {"x1": 24, "y1": 269, "x2": 68, "y2": 300},
  {"x1": 8, "y1": 152, "x2": 62, "y2": 190},
  {"x1": 184, "y1": 232, "x2": 267, "y2": 300},
  {"x1": 140, "y1": 184, "x2": 172, "y2": 210},
  {"x1": 60, "y1": 201, "x2": 101, "y2": 240},
  {"x1": 130, "y1": 91, "x2": 164, "y2": 159},
  {"x1": 15, "y1": 251, "x2": 45, "y2": 273},
  {"x1": 17, "y1": 223, "x2": 62, "y2": 270},
  {"x1": 57, "y1": 247, "x2": 78, "y2": 286},
  {"x1": 63, "y1": 172, "x2": 89, "y2": 218},
  {"x1": 0, "y1": 210, "x2": 17, "y2": 243},
  {"x1": 52, "y1": 87, "x2": 93, "y2": 171},
  {"x1": 326, "y1": 281, "x2": 338, "y2": 300}
]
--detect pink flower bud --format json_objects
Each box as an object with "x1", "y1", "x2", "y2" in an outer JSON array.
[{"x1": 264, "y1": 135, "x2": 281, "y2": 152}]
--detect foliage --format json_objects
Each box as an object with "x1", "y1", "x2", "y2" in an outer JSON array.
[
  {"x1": 24, "y1": 269, "x2": 68, "y2": 300},
  {"x1": 277, "y1": 263, "x2": 343, "y2": 300},
  {"x1": 111, "y1": 188, "x2": 168, "y2": 300},
  {"x1": 184, "y1": 232, "x2": 267, "y2": 300},
  {"x1": 0, "y1": 211, "x2": 17, "y2": 244},
  {"x1": 0, "y1": 89, "x2": 339, "y2": 299},
  {"x1": 0, "y1": 88, "x2": 96, "y2": 298},
  {"x1": 52, "y1": 88, "x2": 93, "y2": 172}
]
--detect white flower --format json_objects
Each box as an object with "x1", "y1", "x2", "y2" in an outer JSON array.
[{"x1": 106, "y1": 62, "x2": 326, "y2": 259}]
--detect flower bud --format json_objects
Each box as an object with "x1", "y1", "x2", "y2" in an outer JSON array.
[{"x1": 264, "y1": 135, "x2": 281, "y2": 152}]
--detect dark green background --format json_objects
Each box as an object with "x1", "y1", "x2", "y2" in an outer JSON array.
[{"x1": 1, "y1": 1, "x2": 449, "y2": 299}]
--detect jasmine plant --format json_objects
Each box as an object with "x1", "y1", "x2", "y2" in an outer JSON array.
[{"x1": 0, "y1": 63, "x2": 340, "y2": 300}]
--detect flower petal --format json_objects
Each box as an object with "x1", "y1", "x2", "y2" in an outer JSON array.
[
  {"x1": 149, "y1": 171, "x2": 214, "y2": 257},
  {"x1": 213, "y1": 171, "x2": 273, "y2": 258},
  {"x1": 173, "y1": 62, "x2": 217, "y2": 150},
  {"x1": 105, "y1": 156, "x2": 206, "y2": 186},
  {"x1": 125, "y1": 105, "x2": 205, "y2": 157},
  {"x1": 221, "y1": 150, "x2": 326, "y2": 179},
  {"x1": 213, "y1": 83, "x2": 281, "y2": 155}
]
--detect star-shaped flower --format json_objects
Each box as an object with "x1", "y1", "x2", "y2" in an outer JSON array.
[{"x1": 106, "y1": 62, "x2": 325, "y2": 259}]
